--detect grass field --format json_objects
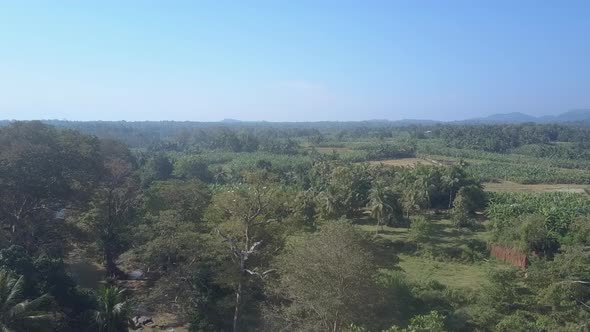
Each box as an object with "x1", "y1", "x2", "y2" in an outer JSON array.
[
  {"x1": 359, "y1": 218, "x2": 500, "y2": 290},
  {"x1": 397, "y1": 255, "x2": 493, "y2": 289},
  {"x1": 483, "y1": 180, "x2": 589, "y2": 193}
]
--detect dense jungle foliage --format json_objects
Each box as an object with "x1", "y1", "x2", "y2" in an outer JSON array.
[{"x1": 1, "y1": 120, "x2": 590, "y2": 331}]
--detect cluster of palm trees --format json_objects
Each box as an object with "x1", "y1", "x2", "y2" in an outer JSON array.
[
  {"x1": 0, "y1": 270, "x2": 130, "y2": 332},
  {"x1": 365, "y1": 182, "x2": 403, "y2": 233},
  {"x1": 0, "y1": 271, "x2": 54, "y2": 331}
]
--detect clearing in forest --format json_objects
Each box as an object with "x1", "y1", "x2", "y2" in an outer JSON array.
[{"x1": 359, "y1": 218, "x2": 500, "y2": 290}]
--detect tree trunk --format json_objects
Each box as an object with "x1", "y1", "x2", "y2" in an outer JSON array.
[
  {"x1": 233, "y1": 278, "x2": 242, "y2": 332},
  {"x1": 105, "y1": 250, "x2": 124, "y2": 279},
  {"x1": 448, "y1": 189, "x2": 453, "y2": 209}
]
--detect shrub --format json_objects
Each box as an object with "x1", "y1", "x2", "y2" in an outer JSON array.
[{"x1": 408, "y1": 216, "x2": 433, "y2": 243}]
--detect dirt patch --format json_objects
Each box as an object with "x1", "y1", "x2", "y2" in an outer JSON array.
[
  {"x1": 369, "y1": 157, "x2": 461, "y2": 168},
  {"x1": 138, "y1": 312, "x2": 189, "y2": 332},
  {"x1": 484, "y1": 181, "x2": 588, "y2": 193},
  {"x1": 489, "y1": 244, "x2": 527, "y2": 269},
  {"x1": 369, "y1": 158, "x2": 428, "y2": 167}
]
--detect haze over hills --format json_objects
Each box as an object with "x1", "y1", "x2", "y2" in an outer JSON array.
[
  {"x1": 217, "y1": 109, "x2": 590, "y2": 124},
  {"x1": 459, "y1": 109, "x2": 590, "y2": 124},
  {"x1": 1, "y1": 110, "x2": 590, "y2": 126},
  {"x1": 214, "y1": 109, "x2": 590, "y2": 125}
]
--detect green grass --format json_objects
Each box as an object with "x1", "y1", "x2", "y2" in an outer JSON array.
[
  {"x1": 359, "y1": 217, "x2": 499, "y2": 290},
  {"x1": 396, "y1": 254, "x2": 493, "y2": 290}
]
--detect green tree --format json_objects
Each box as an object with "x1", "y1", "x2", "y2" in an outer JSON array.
[
  {"x1": 317, "y1": 164, "x2": 372, "y2": 219},
  {"x1": 0, "y1": 121, "x2": 102, "y2": 255},
  {"x1": 84, "y1": 159, "x2": 139, "y2": 278},
  {"x1": 527, "y1": 246, "x2": 590, "y2": 327},
  {"x1": 270, "y1": 222, "x2": 379, "y2": 331},
  {"x1": 518, "y1": 214, "x2": 556, "y2": 254},
  {"x1": 0, "y1": 270, "x2": 55, "y2": 331},
  {"x1": 143, "y1": 179, "x2": 211, "y2": 222},
  {"x1": 366, "y1": 183, "x2": 404, "y2": 233},
  {"x1": 93, "y1": 286, "x2": 130, "y2": 332},
  {"x1": 207, "y1": 171, "x2": 286, "y2": 332},
  {"x1": 407, "y1": 216, "x2": 433, "y2": 243},
  {"x1": 450, "y1": 185, "x2": 485, "y2": 228},
  {"x1": 172, "y1": 156, "x2": 213, "y2": 182},
  {"x1": 141, "y1": 153, "x2": 173, "y2": 186},
  {"x1": 481, "y1": 267, "x2": 524, "y2": 313},
  {"x1": 399, "y1": 311, "x2": 446, "y2": 332},
  {"x1": 567, "y1": 217, "x2": 590, "y2": 246}
]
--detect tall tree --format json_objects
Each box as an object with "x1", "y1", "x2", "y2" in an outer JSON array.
[
  {"x1": 207, "y1": 171, "x2": 285, "y2": 332},
  {"x1": 270, "y1": 222, "x2": 379, "y2": 332},
  {"x1": 0, "y1": 121, "x2": 102, "y2": 255},
  {"x1": 366, "y1": 183, "x2": 403, "y2": 233},
  {"x1": 84, "y1": 159, "x2": 139, "y2": 278}
]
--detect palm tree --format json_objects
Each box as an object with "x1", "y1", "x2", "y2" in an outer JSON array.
[
  {"x1": 0, "y1": 270, "x2": 55, "y2": 332},
  {"x1": 94, "y1": 286, "x2": 130, "y2": 332},
  {"x1": 366, "y1": 186, "x2": 390, "y2": 234},
  {"x1": 318, "y1": 190, "x2": 338, "y2": 219}
]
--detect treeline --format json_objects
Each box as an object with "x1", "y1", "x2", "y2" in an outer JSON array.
[
  {"x1": 5, "y1": 120, "x2": 590, "y2": 157},
  {"x1": 430, "y1": 124, "x2": 590, "y2": 152}
]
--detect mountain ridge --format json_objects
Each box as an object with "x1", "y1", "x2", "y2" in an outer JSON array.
[
  {"x1": 459, "y1": 109, "x2": 590, "y2": 124},
  {"x1": 1, "y1": 110, "x2": 589, "y2": 125}
]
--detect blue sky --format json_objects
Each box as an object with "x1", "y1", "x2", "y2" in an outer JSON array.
[{"x1": 1, "y1": 1, "x2": 589, "y2": 121}]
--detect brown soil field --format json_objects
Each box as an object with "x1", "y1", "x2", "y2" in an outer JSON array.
[
  {"x1": 369, "y1": 158, "x2": 431, "y2": 167},
  {"x1": 369, "y1": 157, "x2": 459, "y2": 167},
  {"x1": 483, "y1": 180, "x2": 589, "y2": 193}
]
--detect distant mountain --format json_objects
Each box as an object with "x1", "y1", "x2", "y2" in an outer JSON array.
[
  {"x1": 220, "y1": 118, "x2": 242, "y2": 123},
  {"x1": 461, "y1": 110, "x2": 590, "y2": 124},
  {"x1": 552, "y1": 109, "x2": 590, "y2": 122},
  {"x1": 1, "y1": 110, "x2": 589, "y2": 126},
  {"x1": 390, "y1": 119, "x2": 441, "y2": 125},
  {"x1": 364, "y1": 119, "x2": 441, "y2": 125},
  {"x1": 462, "y1": 112, "x2": 537, "y2": 124}
]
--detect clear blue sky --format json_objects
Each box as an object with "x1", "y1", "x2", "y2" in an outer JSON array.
[{"x1": 1, "y1": 1, "x2": 589, "y2": 121}]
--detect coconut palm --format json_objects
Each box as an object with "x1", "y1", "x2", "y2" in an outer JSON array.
[
  {"x1": 366, "y1": 183, "x2": 403, "y2": 233},
  {"x1": 94, "y1": 286, "x2": 130, "y2": 332},
  {"x1": 318, "y1": 190, "x2": 339, "y2": 219},
  {"x1": 366, "y1": 185, "x2": 391, "y2": 234},
  {"x1": 0, "y1": 270, "x2": 54, "y2": 332}
]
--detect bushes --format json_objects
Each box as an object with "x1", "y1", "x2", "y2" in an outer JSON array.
[
  {"x1": 518, "y1": 215, "x2": 558, "y2": 254},
  {"x1": 173, "y1": 156, "x2": 213, "y2": 182},
  {"x1": 408, "y1": 216, "x2": 433, "y2": 243},
  {"x1": 565, "y1": 217, "x2": 590, "y2": 245},
  {"x1": 487, "y1": 192, "x2": 590, "y2": 254},
  {"x1": 450, "y1": 184, "x2": 486, "y2": 228},
  {"x1": 0, "y1": 246, "x2": 96, "y2": 329}
]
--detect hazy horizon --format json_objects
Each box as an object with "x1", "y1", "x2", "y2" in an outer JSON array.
[{"x1": 1, "y1": 1, "x2": 589, "y2": 122}]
